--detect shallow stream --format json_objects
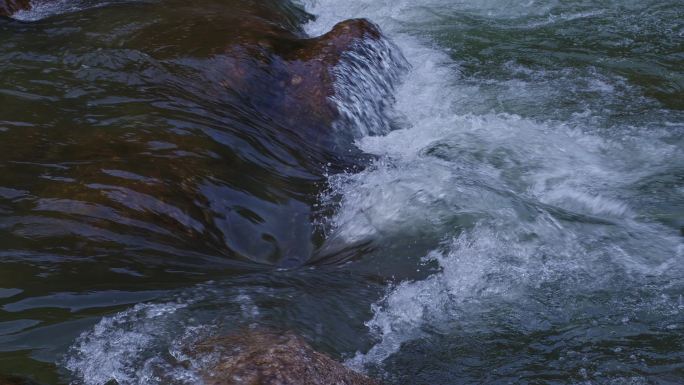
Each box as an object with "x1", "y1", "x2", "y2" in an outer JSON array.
[{"x1": 0, "y1": 0, "x2": 682, "y2": 383}]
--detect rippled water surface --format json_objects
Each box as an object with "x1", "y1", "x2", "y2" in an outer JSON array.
[{"x1": 0, "y1": 0, "x2": 682, "y2": 384}]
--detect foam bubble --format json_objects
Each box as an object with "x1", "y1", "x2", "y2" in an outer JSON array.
[
  {"x1": 63, "y1": 284, "x2": 270, "y2": 385},
  {"x1": 301, "y1": 0, "x2": 684, "y2": 370},
  {"x1": 64, "y1": 302, "x2": 192, "y2": 385},
  {"x1": 331, "y1": 36, "x2": 408, "y2": 138},
  {"x1": 13, "y1": 0, "x2": 132, "y2": 21}
]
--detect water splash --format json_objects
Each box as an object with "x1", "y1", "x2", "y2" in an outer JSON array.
[
  {"x1": 331, "y1": 34, "x2": 408, "y2": 138},
  {"x1": 63, "y1": 286, "x2": 264, "y2": 385},
  {"x1": 301, "y1": 0, "x2": 684, "y2": 373},
  {"x1": 13, "y1": 0, "x2": 127, "y2": 21},
  {"x1": 64, "y1": 302, "x2": 195, "y2": 385}
]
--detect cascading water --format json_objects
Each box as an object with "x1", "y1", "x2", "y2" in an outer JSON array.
[
  {"x1": 0, "y1": 0, "x2": 682, "y2": 384},
  {"x1": 300, "y1": 0, "x2": 684, "y2": 382}
]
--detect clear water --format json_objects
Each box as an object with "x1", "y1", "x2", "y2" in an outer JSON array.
[{"x1": 0, "y1": 0, "x2": 682, "y2": 384}]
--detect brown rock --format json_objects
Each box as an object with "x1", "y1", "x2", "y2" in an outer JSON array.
[
  {"x1": 218, "y1": 18, "x2": 382, "y2": 133},
  {"x1": 0, "y1": 1, "x2": 394, "y2": 267},
  {"x1": 193, "y1": 330, "x2": 382, "y2": 385},
  {"x1": 130, "y1": 3, "x2": 384, "y2": 134},
  {"x1": 0, "y1": 0, "x2": 31, "y2": 17}
]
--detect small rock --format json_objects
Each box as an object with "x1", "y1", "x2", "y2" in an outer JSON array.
[{"x1": 192, "y1": 330, "x2": 382, "y2": 385}]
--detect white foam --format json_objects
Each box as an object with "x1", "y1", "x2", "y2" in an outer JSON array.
[
  {"x1": 58, "y1": 0, "x2": 684, "y2": 379},
  {"x1": 348, "y1": 229, "x2": 512, "y2": 368},
  {"x1": 331, "y1": 36, "x2": 407, "y2": 138},
  {"x1": 298, "y1": 0, "x2": 566, "y2": 36},
  {"x1": 300, "y1": 0, "x2": 684, "y2": 369},
  {"x1": 13, "y1": 0, "x2": 83, "y2": 20},
  {"x1": 63, "y1": 287, "x2": 271, "y2": 384},
  {"x1": 65, "y1": 302, "x2": 190, "y2": 385},
  {"x1": 13, "y1": 0, "x2": 128, "y2": 21}
]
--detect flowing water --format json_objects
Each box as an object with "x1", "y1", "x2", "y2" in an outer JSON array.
[{"x1": 0, "y1": 0, "x2": 683, "y2": 384}]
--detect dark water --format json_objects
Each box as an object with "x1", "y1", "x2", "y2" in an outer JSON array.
[
  {"x1": 0, "y1": 0, "x2": 373, "y2": 382},
  {"x1": 1, "y1": 0, "x2": 683, "y2": 384}
]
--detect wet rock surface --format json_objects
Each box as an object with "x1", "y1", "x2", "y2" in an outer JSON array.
[
  {"x1": 218, "y1": 18, "x2": 382, "y2": 136},
  {"x1": 0, "y1": 0, "x2": 30, "y2": 17},
  {"x1": 193, "y1": 330, "x2": 382, "y2": 385},
  {"x1": 128, "y1": 1, "x2": 386, "y2": 147},
  {"x1": 0, "y1": 0, "x2": 395, "y2": 269}
]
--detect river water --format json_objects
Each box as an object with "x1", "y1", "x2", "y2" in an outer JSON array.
[{"x1": 0, "y1": 0, "x2": 682, "y2": 384}]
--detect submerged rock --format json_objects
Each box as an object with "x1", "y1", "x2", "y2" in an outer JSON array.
[
  {"x1": 192, "y1": 330, "x2": 381, "y2": 385},
  {"x1": 218, "y1": 18, "x2": 383, "y2": 135},
  {"x1": 0, "y1": 0, "x2": 402, "y2": 268},
  {"x1": 131, "y1": 1, "x2": 395, "y2": 145},
  {"x1": 0, "y1": 0, "x2": 30, "y2": 17}
]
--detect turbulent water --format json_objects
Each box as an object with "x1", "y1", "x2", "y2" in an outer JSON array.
[{"x1": 0, "y1": 0, "x2": 682, "y2": 384}]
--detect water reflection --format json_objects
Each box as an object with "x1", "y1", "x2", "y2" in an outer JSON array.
[
  {"x1": 1, "y1": 0, "x2": 371, "y2": 276},
  {"x1": 0, "y1": 2, "x2": 390, "y2": 380}
]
